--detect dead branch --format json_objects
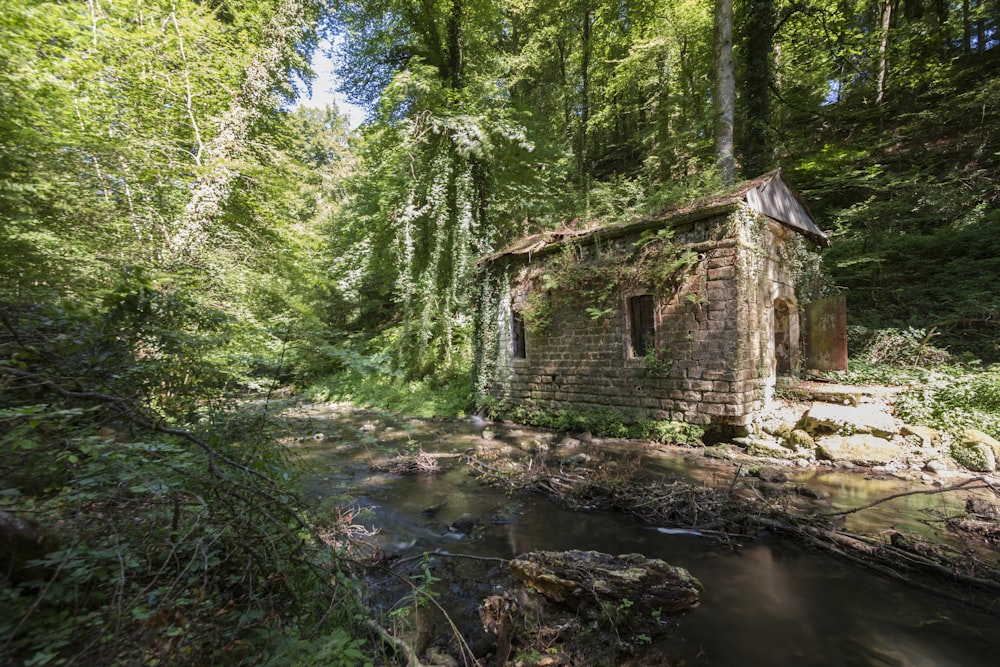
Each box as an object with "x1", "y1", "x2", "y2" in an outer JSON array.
[{"x1": 820, "y1": 477, "x2": 996, "y2": 518}]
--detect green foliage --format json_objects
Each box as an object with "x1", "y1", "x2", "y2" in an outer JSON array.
[
  {"x1": 303, "y1": 332, "x2": 472, "y2": 417},
  {"x1": 895, "y1": 365, "x2": 1000, "y2": 440},
  {"x1": 0, "y1": 394, "x2": 367, "y2": 666},
  {"x1": 516, "y1": 229, "x2": 698, "y2": 334},
  {"x1": 501, "y1": 405, "x2": 703, "y2": 445}
]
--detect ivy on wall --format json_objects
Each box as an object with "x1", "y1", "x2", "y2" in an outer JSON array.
[{"x1": 513, "y1": 227, "x2": 701, "y2": 334}]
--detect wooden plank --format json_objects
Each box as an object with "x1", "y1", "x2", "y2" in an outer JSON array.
[{"x1": 804, "y1": 296, "x2": 848, "y2": 371}]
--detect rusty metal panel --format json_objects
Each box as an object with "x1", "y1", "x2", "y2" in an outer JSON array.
[{"x1": 803, "y1": 296, "x2": 848, "y2": 371}]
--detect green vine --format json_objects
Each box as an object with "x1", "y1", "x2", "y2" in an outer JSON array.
[{"x1": 516, "y1": 228, "x2": 700, "y2": 333}]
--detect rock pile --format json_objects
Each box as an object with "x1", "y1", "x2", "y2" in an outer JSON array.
[{"x1": 730, "y1": 381, "x2": 1000, "y2": 476}]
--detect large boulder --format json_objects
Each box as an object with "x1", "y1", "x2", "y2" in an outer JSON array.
[
  {"x1": 815, "y1": 434, "x2": 904, "y2": 465},
  {"x1": 950, "y1": 431, "x2": 998, "y2": 472},
  {"x1": 482, "y1": 550, "x2": 701, "y2": 665},
  {"x1": 509, "y1": 550, "x2": 702, "y2": 617},
  {"x1": 799, "y1": 402, "x2": 900, "y2": 438}
]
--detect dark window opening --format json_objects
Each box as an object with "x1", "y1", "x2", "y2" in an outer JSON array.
[
  {"x1": 774, "y1": 299, "x2": 791, "y2": 375},
  {"x1": 628, "y1": 295, "x2": 656, "y2": 357},
  {"x1": 512, "y1": 311, "x2": 526, "y2": 359}
]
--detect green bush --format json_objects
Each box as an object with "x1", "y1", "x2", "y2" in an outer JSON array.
[
  {"x1": 500, "y1": 405, "x2": 703, "y2": 445},
  {"x1": 896, "y1": 365, "x2": 1000, "y2": 439}
]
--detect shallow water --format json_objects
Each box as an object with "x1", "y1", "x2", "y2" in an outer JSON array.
[{"x1": 292, "y1": 408, "x2": 1000, "y2": 666}]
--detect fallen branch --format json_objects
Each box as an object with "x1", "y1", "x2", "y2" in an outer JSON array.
[{"x1": 820, "y1": 477, "x2": 997, "y2": 518}]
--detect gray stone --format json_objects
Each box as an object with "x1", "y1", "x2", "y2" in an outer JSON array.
[
  {"x1": 923, "y1": 458, "x2": 949, "y2": 474},
  {"x1": 799, "y1": 402, "x2": 900, "y2": 438},
  {"x1": 509, "y1": 550, "x2": 701, "y2": 616},
  {"x1": 450, "y1": 513, "x2": 480, "y2": 534},
  {"x1": 815, "y1": 434, "x2": 904, "y2": 465}
]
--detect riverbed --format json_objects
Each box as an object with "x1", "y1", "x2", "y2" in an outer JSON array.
[{"x1": 289, "y1": 403, "x2": 1000, "y2": 666}]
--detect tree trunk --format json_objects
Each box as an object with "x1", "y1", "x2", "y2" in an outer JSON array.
[
  {"x1": 714, "y1": 0, "x2": 736, "y2": 185},
  {"x1": 165, "y1": 0, "x2": 314, "y2": 262},
  {"x1": 876, "y1": 0, "x2": 893, "y2": 105},
  {"x1": 740, "y1": 0, "x2": 774, "y2": 179},
  {"x1": 579, "y1": 1, "x2": 593, "y2": 185}
]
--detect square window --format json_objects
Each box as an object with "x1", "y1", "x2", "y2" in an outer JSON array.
[{"x1": 628, "y1": 294, "x2": 655, "y2": 357}]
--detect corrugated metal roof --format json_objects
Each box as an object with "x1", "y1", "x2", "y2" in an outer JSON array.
[{"x1": 482, "y1": 169, "x2": 827, "y2": 263}]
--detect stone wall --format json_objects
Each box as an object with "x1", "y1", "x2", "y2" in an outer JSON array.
[{"x1": 478, "y1": 204, "x2": 806, "y2": 429}]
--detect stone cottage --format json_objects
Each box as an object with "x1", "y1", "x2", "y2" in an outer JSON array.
[{"x1": 473, "y1": 170, "x2": 830, "y2": 432}]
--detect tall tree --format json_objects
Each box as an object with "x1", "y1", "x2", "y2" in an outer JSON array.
[
  {"x1": 166, "y1": 0, "x2": 321, "y2": 262},
  {"x1": 739, "y1": 0, "x2": 774, "y2": 178},
  {"x1": 714, "y1": 0, "x2": 736, "y2": 184}
]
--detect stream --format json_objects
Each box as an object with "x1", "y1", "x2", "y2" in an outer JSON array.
[{"x1": 291, "y1": 404, "x2": 1000, "y2": 666}]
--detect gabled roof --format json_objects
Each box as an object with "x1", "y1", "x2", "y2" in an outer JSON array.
[{"x1": 483, "y1": 169, "x2": 827, "y2": 264}]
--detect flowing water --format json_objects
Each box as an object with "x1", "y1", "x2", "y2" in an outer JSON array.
[{"x1": 292, "y1": 405, "x2": 1000, "y2": 666}]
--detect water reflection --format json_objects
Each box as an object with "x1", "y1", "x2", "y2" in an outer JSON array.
[
  {"x1": 288, "y1": 409, "x2": 999, "y2": 666},
  {"x1": 329, "y1": 468, "x2": 999, "y2": 667}
]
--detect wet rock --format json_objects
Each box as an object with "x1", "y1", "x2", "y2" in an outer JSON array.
[
  {"x1": 966, "y1": 497, "x2": 999, "y2": 519},
  {"x1": 509, "y1": 550, "x2": 701, "y2": 617},
  {"x1": 563, "y1": 452, "x2": 592, "y2": 467},
  {"x1": 422, "y1": 502, "x2": 446, "y2": 517},
  {"x1": 557, "y1": 436, "x2": 582, "y2": 449},
  {"x1": 950, "y1": 434, "x2": 997, "y2": 472},
  {"x1": 490, "y1": 502, "x2": 525, "y2": 525},
  {"x1": 737, "y1": 436, "x2": 795, "y2": 459},
  {"x1": 450, "y1": 513, "x2": 480, "y2": 535},
  {"x1": 751, "y1": 467, "x2": 789, "y2": 484},
  {"x1": 799, "y1": 402, "x2": 900, "y2": 438},
  {"x1": 815, "y1": 434, "x2": 903, "y2": 465},
  {"x1": 481, "y1": 428, "x2": 495, "y2": 441}
]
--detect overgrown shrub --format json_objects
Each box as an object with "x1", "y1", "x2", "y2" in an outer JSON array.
[{"x1": 0, "y1": 287, "x2": 369, "y2": 666}]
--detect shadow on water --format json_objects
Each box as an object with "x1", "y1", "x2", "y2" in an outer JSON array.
[{"x1": 290, "y1": 406, "x2": 1000, "y2": 666}]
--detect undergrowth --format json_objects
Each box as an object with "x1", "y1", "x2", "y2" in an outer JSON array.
[
  {"x1": 0, "y1": 286, "x2": 371, "y2": 666},
  {"x1": 500, "y1": 405, "x2": 704, "y2": 445},
  {"x1": 820, "y1": 327, "x2": 1000, "y2": 439}
]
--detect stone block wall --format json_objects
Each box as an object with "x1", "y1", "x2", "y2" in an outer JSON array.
[{"x1": 478, "y1": 204, "x2": 805, "y2": 429}]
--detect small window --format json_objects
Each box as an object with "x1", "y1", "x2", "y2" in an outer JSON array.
[
  {"x1": 628, "y1": 294, "x2": 656, "y2": 357},
  {"x1": 512, "y1": 311, "x2": 526, "y2": 359}
]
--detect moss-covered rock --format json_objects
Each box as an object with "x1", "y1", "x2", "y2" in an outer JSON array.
[
  {"x1": 950, "y1": 433, "x2": 998, "y2": 472},
  {"x1": 786, "y1": 429, "x2": 816, "y2": 451}
]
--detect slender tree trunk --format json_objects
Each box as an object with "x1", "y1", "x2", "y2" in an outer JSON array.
[
  {"x1": 876, "y1": 0, "x2": 893, "y2": 105},
  {"x1": 740, "y1": 0, "x2": 774, "y2": 179},
  {"x1": 165, "y1": 0, "x2": 314, "y2": 262},
  {"x1": 446, "y1": 0, "x2": 464, "y2": 89},
  {"x1": 963, "y1": 0, "x2": 972, "y2": 54},
  {"x1": 579, "y1": 2, "x2": 593, "y2": 186},
  {"x1": 976, "y1": 0, "x2": 986, "y2": 53},
  {"x1": 714, "y1": 0, "x2": 735, "y2": 185}
]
